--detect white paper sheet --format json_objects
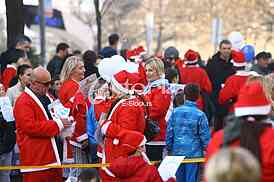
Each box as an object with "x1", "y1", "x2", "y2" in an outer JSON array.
[
  {"x1": 79, "y1": 74, "x2": 97, "y2": 99},
  {"x1": 158, "y1": 156, "x2": 185, "y2": 181},
  {"x1": 0, "y1": 96, "x2": 14, "y2": 122},
  {"x1": 48, "y1": 99, "x2": 72, "y2": 137}
]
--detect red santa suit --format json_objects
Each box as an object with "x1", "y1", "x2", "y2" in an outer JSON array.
[
  {"x1": 100, "y1": 130, "x2": 176, "y2": 182},
  {"x1": 100, "y1": 96, "x2": 145, "y2": 162},
  {"x1": 93, "y1": 96, "x2": 114, "y2": 160},
  {"x1": 144, "y1": 85, "x2": 171, "y2": 141},
  {"x1": 2, "y1": 64, "x2": 17, "y2": 91},
  {"x1": 59, "y1": 79, "x2": 88, "y2": 148},
  {"x1": 218, "y1": 50, "x2": 256, "y2": 112},
  {"x1": 100, "y1": 130, "x2": 161, "y2": 182},
  {"x1": 178, "y1": 49, "x2": 212, "y2": 110},
  {"x1": 101, "y1": 156, "x2": 164, "y2": 182},
  {"x1": 218, "y1": 71, "x2": 250, "y2": 112},
  {"x1": 178, "y1": 50, "x2": 212, "y2": 94},
  {"x1": 207, "y1": 82, "x2": 274, "y2": 182},
  {"x1": 206, "y1": 128, "x2": 274, "y2": 182},
  {"x1": 14, "y1": 87, "x2": 64, "y2": 182},
  {"x1": 126, "y1": 46, "x2": 148, "y2": 86},
  {"x1": 99, "y1": 70, "x2": 146, "y2": 163}
]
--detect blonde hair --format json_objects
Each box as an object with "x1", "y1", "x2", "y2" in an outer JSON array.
[
  {"x1": 246, "y1": 75, "x2": 274, "y2": 108},
  {"x1": 264, "y1": 74, "x2": 274, "y2": 109},
  {"x1": 205, "y1": 148, "x2": 261, "y2": 182},
  {"x1": 145, "y1": 57, "x2": 165, "y2": 78},
  {"x1": 60, "y1": 56, "x2": 83, "y2": 82}
]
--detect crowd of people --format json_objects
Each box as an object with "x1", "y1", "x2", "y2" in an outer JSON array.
[{"x1": 0, "y1": 33, "x2": 274, "y2": 182}]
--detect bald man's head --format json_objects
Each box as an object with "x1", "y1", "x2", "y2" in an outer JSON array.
[{"x1": 31, "y1": 66, "x2": 51, "y2": 83}]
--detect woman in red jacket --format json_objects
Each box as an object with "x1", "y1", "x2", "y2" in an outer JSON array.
[
  {"x1": 59, "y1": 56, "x2": 89, "y2": 180},
  {"x1": 143, "y1": 57, "x2": 172, "y2": 161},
  {"x1": 206, "y1": 81, "x2": 274, "y2": 182}
]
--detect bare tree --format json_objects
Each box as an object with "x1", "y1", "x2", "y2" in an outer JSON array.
[
  {"x1": 71, "y1": 0, "x2": 274, "y2": 56},
  {"x1": 5, "y1": 0, "x2": 24, "y2": 48},
  {"x1": 94, "y1": 0, "x2": 101, "y2": 51}
]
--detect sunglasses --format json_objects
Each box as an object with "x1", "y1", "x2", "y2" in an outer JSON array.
[{"x1": 35, "y1": 80, "x2": 51, "y2": 87}]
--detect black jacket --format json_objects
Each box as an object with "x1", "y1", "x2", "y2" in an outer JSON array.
[
  {"x1": 84, "y1": 64, "x2": 100, "y2": 78},
  {"x1": 0, "y1": 48, "x2": 25, "y2": 74},
  {"x1": 206, "y1": 52, "x2": 235, "y2": 97},
  {"x1": 47, "y1": 55, "x2": 64, "y2": 79},
  {"x1": 206, "y1": 52, "x2": 235, "y2": 120},
  {"x1": 0, "y1": 112, "x2": 16, "y2": 154}
]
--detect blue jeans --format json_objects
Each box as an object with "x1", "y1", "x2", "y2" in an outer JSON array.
[
  {"x1": 176, "y1": 163, "x2": 199, "y2": 182},
  {"x1": 0, "y1": 151, "x2": 12, "y2": 182}
]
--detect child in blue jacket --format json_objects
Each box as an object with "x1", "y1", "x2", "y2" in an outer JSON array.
[{"x1": 166, "y1": 84, "x2": 210, "y2": 182}]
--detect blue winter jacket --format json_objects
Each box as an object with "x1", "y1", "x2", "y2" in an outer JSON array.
[{"x1": 166, "y1": 100, "x2": 210, "y2": 157}]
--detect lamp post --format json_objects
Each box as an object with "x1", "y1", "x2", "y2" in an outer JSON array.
[{"x1": 39, "y1": 0, "x2": 46, "y2": 66}]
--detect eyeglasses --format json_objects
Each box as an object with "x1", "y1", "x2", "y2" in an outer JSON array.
[{"x1": 35, "y1": 80, "x2": 51, "y2": 87}]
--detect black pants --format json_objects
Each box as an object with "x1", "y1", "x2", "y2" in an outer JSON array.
[{"x1": 145, "y1": 144, "x2": 164, "y2": 162}]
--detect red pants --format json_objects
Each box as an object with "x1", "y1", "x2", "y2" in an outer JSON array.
[{"x1": 23, "y1": 168, "x2": 62, "y2": 182}]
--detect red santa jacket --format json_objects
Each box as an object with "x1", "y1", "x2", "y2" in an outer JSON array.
[
  {"x1": 218, "y1": 71, "x2": 250, "y2": 112},
  {"x1": 144, "y1": 86, "x2": 171, "y2": 141},
  {"x1": 14, "y1": 87, "x2": 64, "y2": 172},
  {"x1": 100, "y1": 96, "x2": 146, "y2": 163},
  {"x1": 178, "y1": 65, "x2": 212, "y2": 94},
  {"x1": 93, "y1": 96, "x2": 115, "y2": 160},
  {"x1": 2, "y1": 64, "x2": 17, "y2": 91},
  {"x1": 59, "y1": 79, "x2": 88, "y2": 148},
  {"x1": 100, "y1": 156, "x2": 166, "y2": 182},
  {"x1": 206, "y1": 129, "x2": 274, "y2": 182},
  {"x1": 177, "y1": 65, "x2": 212, "y2": 110}
]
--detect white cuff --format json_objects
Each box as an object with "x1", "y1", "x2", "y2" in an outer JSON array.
[
  {"x1": 54, "y1": 118, "x2": 64, "y2": 131},
  {"x1": 139, "y1": 137, "x2": 147, "y2": 147},
  {"x1": 101, "y1": 121, "x2": 111, "y2": 135},
  {"x1": 76, "y1": 133, "x2": 88, "y2": 142}
]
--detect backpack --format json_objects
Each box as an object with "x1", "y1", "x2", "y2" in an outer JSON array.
[
  {"x1": 105, "y1": 94, "x2": 160, "y2": 142},
  {"x1": 137, "y1": 95, "x2": 160, "y2": 141}
]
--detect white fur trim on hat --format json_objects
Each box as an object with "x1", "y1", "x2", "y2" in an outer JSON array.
[
  {"x1": 111, "y1": 76, "x2": 130, "y2": 94},
  {"x1": 235, "y1": 105, "x2": 271, "y2": 117},
  {"x1": 231, "y1": 60, "x2": 247, "y2": 67},
  {"x1": 185, "y1": 59, "x2": 198, "y2": 64}
]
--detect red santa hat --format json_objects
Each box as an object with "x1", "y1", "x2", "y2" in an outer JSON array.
[
  {"x1": 135, "y1": 46, "x2": 145, "y2": 55},
  {"x1": 126, "y1": 50, "x2": 138, "y2": 60},
  {"x1": 184, "y1": 49, "x2": 198, "y2": 64},
  {"x1": 111, "y1": 70, "x2": 143, "y2": 94},
  {"x1": 112, "y1": 129, "x2": 146, "y2": 155},
  {"x1": 234, "y1": 81, "x2": 271, "y2": 117},
  {"x1": 231, "y1": 50, "x2": 246, "y2": 67},
  {"x1": 127, "y1": 46, "x2": 146, "y2": 60}
]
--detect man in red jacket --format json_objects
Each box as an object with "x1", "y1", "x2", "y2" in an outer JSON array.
[
  {"x1": 219, "y1": 50, "x2": 257, "y2": 113},
  {"x1": 14, "y1": 67, "x2": 71, "y2": 182}
]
